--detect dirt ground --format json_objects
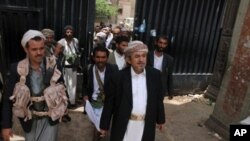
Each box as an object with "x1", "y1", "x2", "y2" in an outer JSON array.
[{"x1": 10, "y1": 94, "x2": 226, "y2": 141}]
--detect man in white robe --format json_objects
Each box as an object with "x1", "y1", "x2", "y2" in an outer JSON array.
[
  {"x1": 100, "y1": 41, "x2": 165, "y2": 141},
  {"x1": 58, "y1": 25, "x2": 79, "y2": 107}
]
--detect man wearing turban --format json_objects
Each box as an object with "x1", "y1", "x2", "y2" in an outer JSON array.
[
  {"x1": 100, "y1": 41, "x2": 165, "y2": 141},
  {"x1": 41, "y1": 28, "x2": 56, "y2": 57},
  {"x1": 1, "y1": 30, "x2": 66, "y2": 141}
]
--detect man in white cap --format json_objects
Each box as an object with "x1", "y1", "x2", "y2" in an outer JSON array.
[
  {"x1": 100, "y1": 40, "x2": 165, "y2": 141},
  {"x1": 93, "y1": 31, "x2": 107, "y2": 49},
  {"x1": 41, "y1": 28, "x2": 56, "y2": 56},
  {"x1": 1, "y1": 30, "x2": 67, "y2": 141}
]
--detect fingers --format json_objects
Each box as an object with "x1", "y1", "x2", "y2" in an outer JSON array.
[
  {"x1": 83, "y1": 96, "x2": 89, "y2": 101},
  {"x1": 2, "y1": 136, "x2": 9, "y2": 141},
  {"x1": 156, "y1": 124, "x2": 164, "y2": 132},
  {"x1": 10, "y1": 130, "x2": 13, "y2": 137},
  {"x1": 2, "y1": 128, "x2": 12, "y2": 141},
  {"x1": 158, "y1": 125, "x2": 163, "y2": 131},
  {"x1": 99, "y1": 129, "x2": 107, "y2": 137},
  {"x1": 2, "y1": 134, "x2": 10, "y2": 141}
]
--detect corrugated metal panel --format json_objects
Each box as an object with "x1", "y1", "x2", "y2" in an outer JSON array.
[
  {"x1": 134, "y1": 0, "x2": 226, "y2": 74},
  {"x1": 0, "y1": 0, "x2": 95, "y2": 67},
  {"x1": 0, "y1": 6, "x2": 42, "y2": 64},
  {"x1": 0, "y1": 32, "x2": 7, "y2": 80}
]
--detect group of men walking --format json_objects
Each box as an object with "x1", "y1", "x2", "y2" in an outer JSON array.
[{"x1": 0, "y1": 25, "x2": 174, "y2": 141}]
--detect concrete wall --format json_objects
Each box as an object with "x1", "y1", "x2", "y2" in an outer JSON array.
[{"x1": 206, "y1": 0, "x2": 250, "y2": 139}]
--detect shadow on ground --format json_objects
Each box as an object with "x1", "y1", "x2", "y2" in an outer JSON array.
[{"x1": 10, "y1": 95, "x2": 225, "y2": 141}]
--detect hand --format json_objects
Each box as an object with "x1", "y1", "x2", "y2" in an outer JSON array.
[
  {"x1": 99, "y1": 129, "x2": 108, "y2": 137},
  {"x1": 83, "y1": 96, "x2": 89, "y2": 101},
  {"x1": 2, "y1": 128, "x2": 13, "y2": 141},
  {"x1": 156, "y1": 124, "x2": 164, "y2": 132}
]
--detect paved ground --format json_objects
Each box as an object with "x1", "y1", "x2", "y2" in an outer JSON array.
[{"x1": 10, "y1": 94, "x2": 225, "y2": 141}]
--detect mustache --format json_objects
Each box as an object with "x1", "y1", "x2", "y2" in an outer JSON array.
[
  {"x1": 35, "y1": 55, "x2": 43, "y2": 57},
  {"x1": 96, "y1": 62, "x2": 106, "y2": 65},
  {"x1": 138, "y1": 62, "x2": 146, "y2": 65}
]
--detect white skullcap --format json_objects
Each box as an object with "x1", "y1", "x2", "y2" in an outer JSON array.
[
  {"x1": 21, "y1": 30, "x2": 46, "y2": 48},
  {"x1": 41, "y1": 28, "x2": 55, "y2": 37},
  {"x1": 96, "y1": 32, "x2": 107, "y2": 39},
  {"x1": 124, "y1": 40, "x2": 148, "y2": 55}
]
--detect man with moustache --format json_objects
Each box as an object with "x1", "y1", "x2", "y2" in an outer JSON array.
[
  {"x1": 53, "y1": 42, "x2": 65, "y2": 66},
  {"x1": 83, "y1": 45, "x2": 118, "y2": 141},
  {"x1": 107, "y1": 35, "x2": 129, "y2": 70},
  {"x1": 58, "y1": 25, "x2": 79, "y2": 108},
  {"x1": 147, "y1": 35, "x2": 174, "y2": 99},
  {"x1": 1, "y1": 30, "x2": 67, "y2": 141},
  {"x1": 100, "y1": 41, "x2": 165, "y2": 141},
  {"x1": 41, "y1": 28, "x2": 56, "y2": 57}
]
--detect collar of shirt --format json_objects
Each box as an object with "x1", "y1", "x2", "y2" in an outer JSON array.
[
  {"x1": 154, "y1": 50, "x2": 163, "y2": 57},
  {"x1": 94, "y1": 64, "x2": 106, "y2": 74},
  {"x1": 114, "y1": 50, "x2": 124, "y2": 58},
  {"x1": 131, "y1": 67, "x2": 146, "y2": 77},
  {"x1": 29, "y1": 60, "x2": 45, "y2": 73}
]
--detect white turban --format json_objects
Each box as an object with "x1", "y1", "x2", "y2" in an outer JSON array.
[
  {"x1": 96, "y1": 32, "x2": 107, "y2": 39},
  {"x1": 124, "y1": 40, "x2": 148, "y2": 56},
  {"x1": 21, "y1": 30, "x2": 45, "y2": 48},
  {"x1": 41, "y1": 28, "x2": 55, "y2": 37}
]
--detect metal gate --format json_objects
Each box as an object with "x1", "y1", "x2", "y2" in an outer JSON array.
[
  {"x1": 0, "y1": 0, "x2": 95, "y2": 70},
  {"x1": 134, "y1": 0, "x2": 227, "y2": 93}
]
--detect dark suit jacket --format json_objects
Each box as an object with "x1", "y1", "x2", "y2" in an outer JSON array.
[
  {"x1": 82, "y1": 63, "x2": 118, "y2": 102},
  {"x1": 0, "y1": 71, "x2": 3, "y2": 130},
  {"x1": 1, "y1": 59, "x2": 64, "y2": 132},
  {"x1": 147, "y1": 51, "x2": 174, "y2": 96},
  {"x1": 100, "y1": 66, "x2": 165, "y2": 141}
]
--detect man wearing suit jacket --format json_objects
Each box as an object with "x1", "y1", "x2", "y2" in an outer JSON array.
[
  {"x1": 100, "y1": 41, "x2": 165, "y2": 141},
  {"x1": 0, "y1": 66, "x2": 3, "y2": 141},
  {"x1": 83, "y1": 45, "x2": 118, "y2": 141},
  {"x1": 147, "y1": 35, "x2": 174, "y2": 99}
]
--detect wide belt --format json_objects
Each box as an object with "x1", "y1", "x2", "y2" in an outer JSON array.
[
  {"x1": 32, "y1": 111, "x2": 49, "y2": 117},
  {"x1": 31, "y1": 96, "x2": 45, "y2": 102},
  {"x1": 130, "y1": 114, "x2": 145, "y2": 121}
]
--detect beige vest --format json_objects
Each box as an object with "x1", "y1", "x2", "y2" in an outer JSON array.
[{"x1": 10, "y1": 56, "x2": 68, "y2": 121}]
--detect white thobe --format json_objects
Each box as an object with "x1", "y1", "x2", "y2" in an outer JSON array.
[
  {"x1": 105, "y1": 33, "x2": 113, "y2": 48},
  {"x1": 92, "y1": 65, "x2": 105, "y2": 101},
  {"x1": 92, "y1": 66, "x2": 106, "y2": 127},
  {"x1": 123, "y1": 68, "x2": 147, "y2": 141},
  {"x1": 58, "y1": 38, "x2": 79, "y2": 104},
  {"x1": 153, "y1": 51, "x2": 163, "y2": 72},
  {"x1": 114, "y1": 50, "x2": 126, "y2": 70}
]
